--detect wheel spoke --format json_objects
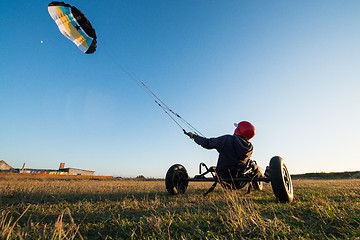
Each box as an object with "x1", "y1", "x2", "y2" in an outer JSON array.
[
  {"x1": 282, "y1": 166, "x2": 292, "y2": 193},
  {"x1": 173, "y1": 172, "x2": 186, "y2": 192}
]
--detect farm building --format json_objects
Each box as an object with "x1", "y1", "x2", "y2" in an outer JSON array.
[
  {"x1": 0, "y1": 160, "x2": 94, "y2": 176},
  {"x1": 0, "y1": 160, "x2": 14, "y2": 171}
]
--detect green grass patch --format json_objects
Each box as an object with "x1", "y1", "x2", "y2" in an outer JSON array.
[{"x1": 0, "y1": 177, "x2": 359, "y2": 239}]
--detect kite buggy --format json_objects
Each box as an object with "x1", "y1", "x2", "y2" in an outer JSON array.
[
  {"x1": 165, "y1": 122, "x2": 294, "y2": 203},
  {"x1": 165, "y1": 156, "x2": 294, "y2": 203}
]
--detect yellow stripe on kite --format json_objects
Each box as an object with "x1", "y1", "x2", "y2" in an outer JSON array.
[{"x1": 55, "y1": 6, "x2": 89, "y2": 49}]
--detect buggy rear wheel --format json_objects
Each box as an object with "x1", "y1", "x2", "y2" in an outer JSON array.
[
  {"x1": 252, "y1": 181, "x2": 263, "y2": 191},
  {"x1": 165, "y1": 164, "x2": 189, "y2": 195},
  {"x1": 252, "y1": 167, "x2": 264, "y2": 191},
  {"x1": 269, "y1": 156, "x2": 293, "y2": 203}
]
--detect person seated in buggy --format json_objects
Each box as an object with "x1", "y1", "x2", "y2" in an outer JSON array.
[{"x1": 184, "y1": 121, "x2": 264, "y2": 189}]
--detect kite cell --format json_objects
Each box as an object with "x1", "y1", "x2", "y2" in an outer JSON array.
[{"x1": 48, "y1": 1, "x2": 97, "y2": 54}]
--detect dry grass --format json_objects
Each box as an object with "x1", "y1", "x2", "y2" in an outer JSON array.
[{"x1": 0, "y1": 176, "x2": 359, "y2": 239}]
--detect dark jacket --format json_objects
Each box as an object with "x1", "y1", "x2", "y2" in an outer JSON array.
[{"x1": 193, "y1": 134, "x2": 253, "y2": 171}]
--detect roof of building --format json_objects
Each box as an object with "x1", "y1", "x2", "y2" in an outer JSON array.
[{"x1": 0, "y1": 160, "x2": 14, "y2": 169}]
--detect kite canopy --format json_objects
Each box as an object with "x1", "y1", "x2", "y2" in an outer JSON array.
[{"x1": 48, "y1": 1, "x2": 97, "y2": 54}]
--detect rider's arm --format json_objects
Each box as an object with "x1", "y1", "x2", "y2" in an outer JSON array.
[{"x1": 193, "y1": 135, "x2": 226, "y2": 150}]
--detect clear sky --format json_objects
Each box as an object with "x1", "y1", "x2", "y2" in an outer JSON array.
[{"x1": 1, "y1": 0, "x2": 359, "y2": 178}]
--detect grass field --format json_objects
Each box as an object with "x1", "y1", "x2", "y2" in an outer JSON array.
[{"x1": 0, "y1": 175, "x2": 359, "y2": 239}]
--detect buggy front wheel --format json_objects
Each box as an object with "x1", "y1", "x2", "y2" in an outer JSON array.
[
  {"x1": 269, "y1": 156, "x2": 293, "y2": 203},
  {"x1": 165, "y1": 164, "x2": 189, "y2": 195}
]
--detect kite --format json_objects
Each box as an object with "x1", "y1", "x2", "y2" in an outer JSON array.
[{"x1": 48, "y1": 1, "x2": 97, "y2": 54}]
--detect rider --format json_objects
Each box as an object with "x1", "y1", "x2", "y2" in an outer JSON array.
[{"x1": 184, "y1": 121, "x2": 262, "y2": 180}]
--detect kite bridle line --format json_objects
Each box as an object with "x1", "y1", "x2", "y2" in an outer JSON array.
[{"x1": 106, "y1": 51, "x2": 205, "y2": 137}]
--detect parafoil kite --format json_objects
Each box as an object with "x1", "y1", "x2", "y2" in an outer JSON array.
[{"x1": 48, "y1": 1, "x2": 97, "y2": 54}]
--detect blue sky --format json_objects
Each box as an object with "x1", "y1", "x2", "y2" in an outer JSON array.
[{"x1": 1, "y1": 0, "x2": 359, "y2": 177}]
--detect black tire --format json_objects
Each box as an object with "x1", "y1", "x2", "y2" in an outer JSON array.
[
  {"x1": 269, "y1": 156, "x2": 293, "y2": 203},
  {"x1": 165, "y1": 164, "x2": 189, "y2": 195}
]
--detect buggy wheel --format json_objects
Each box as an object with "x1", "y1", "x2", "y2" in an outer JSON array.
[
  {"x1": 252, "y1": 181, "x2": 263, "y2": 191},
  {"x1": 252, "y1": 168, "x2": 264, "y2": 191},
  {"x1": 269, "y1": 156, "x2": 293, "y2": 203},
  {"x1": 165, "y1": 164, "x2": 189, "y2": 195}
]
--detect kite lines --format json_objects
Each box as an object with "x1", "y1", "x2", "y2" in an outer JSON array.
[{"x1": 106, "y1": 51, "x2": 205, "y2": 137}]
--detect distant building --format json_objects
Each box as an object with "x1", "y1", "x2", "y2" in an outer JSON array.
[
  {"x1": 0, "y1": 160, "x2": 94, "y2": 176},
  {"x1": 0, "y1": 160, "x2": 14, "y2": 171}
]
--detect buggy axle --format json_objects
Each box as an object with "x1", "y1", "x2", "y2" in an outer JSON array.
[{"x1": 186, "y1": 177, "x2": 270, "y2": 182}]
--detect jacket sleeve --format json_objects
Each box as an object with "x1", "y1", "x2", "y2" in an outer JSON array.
[{"x1": 193, "y1": 135, "x2": 225, "y2": 150}]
